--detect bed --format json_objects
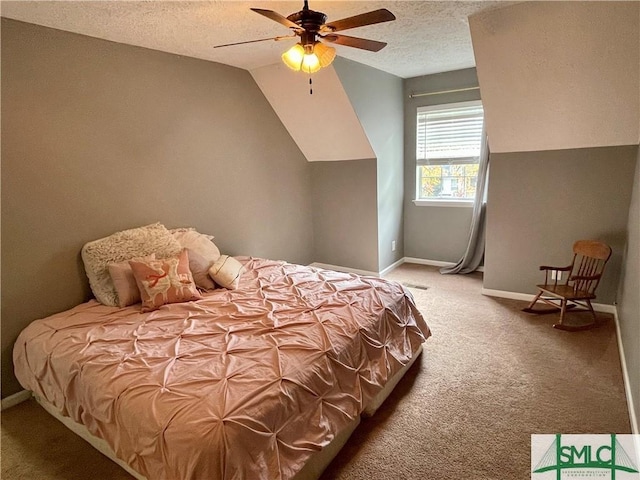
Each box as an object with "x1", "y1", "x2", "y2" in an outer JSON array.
[{"x1": 13, "y1": 225, "x2": 430, "y2": 480}]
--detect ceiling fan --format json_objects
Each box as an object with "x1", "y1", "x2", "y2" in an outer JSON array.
[{"x1": 214, "y1": 1, "x2": 396, "y2": 74}]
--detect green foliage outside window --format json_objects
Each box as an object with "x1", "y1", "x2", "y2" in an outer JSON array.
[{"x1": 419, "y1": 163, "x2": 479, "y2": 200}]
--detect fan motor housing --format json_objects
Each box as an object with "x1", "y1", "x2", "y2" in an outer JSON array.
[{"x1": 287, "y1": 9, "x2": 327, "y2": 33}]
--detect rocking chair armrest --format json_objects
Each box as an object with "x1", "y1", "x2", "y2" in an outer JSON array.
[
  {"x1": 569, "y1": 273, "x2": 601, "y2": 282},
  {"x1": 539, "y1": 265, "x2": 573, "y2": 271}
]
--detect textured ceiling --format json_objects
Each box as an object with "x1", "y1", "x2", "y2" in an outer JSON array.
[{"x1": 1, "y1": 1, "x2": 513, "y2": 79}]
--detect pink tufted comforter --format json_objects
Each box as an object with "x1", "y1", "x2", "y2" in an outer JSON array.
[{"x1": 14, "y1": 258, "x2": 430, "y2": 480}]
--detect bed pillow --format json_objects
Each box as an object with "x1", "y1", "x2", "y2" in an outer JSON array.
[
  {"x1": 108, "y1": 254, "x2": 155, "y2": 308},
  {"x1": 171, "y1": 229, "x2": 220, "y2": 290},
  {"x1": 81, "y1": 223, "x2": 182, "y2": 306},
  {"x1": 129, "y1": 249, "x2": 202, "y2": 312},
  {"x1": 208, "y1": 255, "x2": 244, "y2": 290}
]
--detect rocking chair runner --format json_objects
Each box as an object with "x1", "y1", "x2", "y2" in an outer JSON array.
[{"x1": 522, "y1": 240, "x2": 612, "y2": 331}]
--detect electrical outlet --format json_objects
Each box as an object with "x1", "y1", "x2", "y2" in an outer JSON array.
[
  {"x1": 556, "y1": 271, "x2": 562, "y2": 281},
  {"x1": 391, "y1": 240, "x2": 396, "y2": 252},
  {"x1": 551, "y1": 270, "x2": 557, "y2": 280}
]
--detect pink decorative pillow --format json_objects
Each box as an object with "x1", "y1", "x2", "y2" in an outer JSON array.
[
  {"x1": 129, "y1": 250, "x2": 202, "y2": 312},
  {"x1": 108, "y1": 254, "x2": 155, "y2": 308}
]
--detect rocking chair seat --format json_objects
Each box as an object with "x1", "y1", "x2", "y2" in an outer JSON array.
[{"x1": 536, "y1": 284, "x2": 596, "y2": 301}]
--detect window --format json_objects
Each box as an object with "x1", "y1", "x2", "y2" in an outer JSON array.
[{"x1": 415, "y1": 100, "x2": 484, "y2": 205}]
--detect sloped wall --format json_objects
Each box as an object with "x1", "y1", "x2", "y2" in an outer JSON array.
[
  {"x1": 250, "y1": 63, "x2": 375, "y2": 162},
  {"x1": 470, "y1": 1, "x2": 639, "y2": 153}
]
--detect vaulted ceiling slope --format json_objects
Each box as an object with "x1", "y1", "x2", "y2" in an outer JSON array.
[
  {"x1": 251, "y1": 63, "x2": 375, "y2": 162},
  {"x1": 470, "y1": 1, "x2": 640, "y2": 153}
]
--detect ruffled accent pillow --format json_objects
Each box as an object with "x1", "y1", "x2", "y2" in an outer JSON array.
[
  {"x1": 171, "y1": 228, "x2": 221, "y2": 290},
  {"x1": 81, "y1": 223, "x2": 182, "y2": 306},
  {"x1": 208, "y1": 255, "x2": 244, "y2": 290},
  {"x1": 108, "y1": 254, "x2": 155, "y2": 308},
  {"x1": 129, "y1": 249, "x2": 202, "y2": 312}
]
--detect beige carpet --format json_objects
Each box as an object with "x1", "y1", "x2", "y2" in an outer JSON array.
[{"x1": 1, "y1": 264, "x2": 631, "y2": 479}]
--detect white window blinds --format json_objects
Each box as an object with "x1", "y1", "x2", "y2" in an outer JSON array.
[{"x1": 416, "y1": 101, "x2": 484, "y2": 166}]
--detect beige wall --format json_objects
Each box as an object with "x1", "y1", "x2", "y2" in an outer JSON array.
[
  {"x1": 1, "y1": 19, "x2": 314, "y2": 397},
  {"x1": 333, "y1": 57, "x2": 405, "y2": 272},
  {"x1": 484, "y1": 146, "x2": 638, "y2": 305},
  {"x1": 403, "y1": 68, "x2": 481, "y2": 262},
  {"x1": 617, "y1": 149, "x2": 640, "y2": 430},
  {"x1": 310, "y1": 159, "x2": 379, "y2": 272}
]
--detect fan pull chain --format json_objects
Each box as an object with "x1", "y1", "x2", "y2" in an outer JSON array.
[{"x1": 309, "y1": 77, "x2": 313, "y2": 95}]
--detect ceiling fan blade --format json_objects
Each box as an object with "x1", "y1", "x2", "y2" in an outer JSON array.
[
  {"x1": 214, "y1": 35, "x2": 295, "y2": 48},
  {"x1": 322, "y1": 9, "x2": 395, "y2": 33},
  {"x1": 250, "y1": 8, "x2": 302, "y2": 31},
  {"x1": 321, "y1": 34, "x2": 387, "y2": 52}
]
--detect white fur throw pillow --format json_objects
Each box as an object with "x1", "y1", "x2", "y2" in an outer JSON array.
[
  {"x1": 81, "y1": 223, "x2": 182, "y2": 306},
  {"x1": 171, "y1": 229, "x2": 220, "y2": 290},
  {"x1": 208, "y1": 255, "x2": 244, "y2": 290}
]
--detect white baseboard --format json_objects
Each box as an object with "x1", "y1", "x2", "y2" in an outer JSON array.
[
  {"x1": 379, "y1": 258, "x2": 405, "y2": 276},
  {"x1": 403, "y1": 257, "x2": 456, "y2": 268},
  {"x1": 480, "y1": 288, "x2": 616, "y2": 314},
  {"x1": 613, "y1": 308, "x2": 639, "y2": 434},
  {"x1": 1, "y1": 390, "x2": 32, "y2": 411},
  {"x1": 309, "y1": 262, "x2": 379, "y2": 277},
  {"x1": 310, "y1": 257, "x2": 482, "y2": 278},
  {"x1": 403, "y1": 257, "x2": 485, "y2": 272},
  {"x1": 481, "y1": 288, "x2": 533, "y2": 303}
]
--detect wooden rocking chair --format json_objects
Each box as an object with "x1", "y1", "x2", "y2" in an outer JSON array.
[{"x1": 522, "y1": 240, "x2": 612, "y2": 331}]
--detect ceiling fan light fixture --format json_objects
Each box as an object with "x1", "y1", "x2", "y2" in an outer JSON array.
[
  {"x1": 300, "y1": 52, "x2": 321, "y2": 73},
  {"x1": 314, "y1": 42, "x2": 336, "y2": 68},
  {"x1": 281, "y1": 42, "x2": 321, "y2": 73},
  {"x1": 282, "y1": 42, "x2": 335, "y2": 73},
  {"x1": 282, "y1": 43, "x2": 306, "y2": 71}
]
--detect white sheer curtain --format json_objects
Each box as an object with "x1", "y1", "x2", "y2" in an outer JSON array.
[{"x1": 440, "y1": 128, "x2": 489, "y2": 275}]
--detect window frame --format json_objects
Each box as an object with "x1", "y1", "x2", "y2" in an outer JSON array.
[{"x1": 414, "y1": 100, "x2": 484, "y2": 207}]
